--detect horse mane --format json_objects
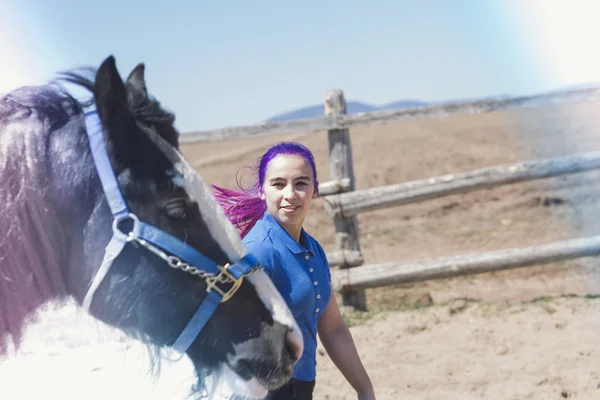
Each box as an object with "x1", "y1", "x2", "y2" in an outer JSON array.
[
  {"x1": 0, "y1": 84, "x2": 82, "y2": 355},
  {"x1": 0, "y1": 70, "x2": 185, "y2": 376},
  {"x1": 58, "y1": 69, "x2": 178, "y2": 145}
]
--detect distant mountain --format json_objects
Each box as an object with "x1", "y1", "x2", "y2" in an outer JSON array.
[
  {"x1": 433, "y1": 94, "x2": 512, "y2": 105},
  {"x1": 378, "y1": 100, "x2": 429, "y2": 111},
  {"x1": 549, "y1": 82, "x2": 600, "y2": 92},
  {"x1": 266, "y1": 101, "x2": 379, "y2": 123},
  {"x1": 259, "y1": 83, "x2": 600, "y2": 124},
  {"x1": 263, "y1": 97, "x2": 500, "y2": 123}
]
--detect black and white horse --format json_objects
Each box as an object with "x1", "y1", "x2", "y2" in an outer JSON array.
[{"x1": 0, "y1": 55, "x2": 302, "y2": 399}]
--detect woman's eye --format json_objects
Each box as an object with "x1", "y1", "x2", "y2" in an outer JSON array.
[{"x1": 163, "y1": 198, "x2": 188, "y2": 220}]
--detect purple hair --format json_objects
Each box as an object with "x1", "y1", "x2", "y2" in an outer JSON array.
[{"x1": 212, "y1": 141, "x2": 319, "y2": 238}]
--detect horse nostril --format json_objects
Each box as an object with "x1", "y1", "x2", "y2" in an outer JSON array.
[{"x1": 285, "y1": 329, "x2": 302, "y2": 361}]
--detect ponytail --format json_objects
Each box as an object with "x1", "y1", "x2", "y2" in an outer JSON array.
[{"x1": 211, "y1": 183, "x2": 265, "y2": 238}]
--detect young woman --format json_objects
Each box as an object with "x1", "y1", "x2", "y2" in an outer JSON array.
[{"x1": 213, "y1": 142, "x2": 376, "y2": 400}]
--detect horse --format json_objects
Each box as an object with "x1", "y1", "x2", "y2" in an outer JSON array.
[{"x1": 0, "y1": 55, "x2": 302, "y2": 399}]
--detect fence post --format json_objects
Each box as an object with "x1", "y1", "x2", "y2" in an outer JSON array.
[{"x1": 324, "y1": 89, "x2": 367, "y2": 311}]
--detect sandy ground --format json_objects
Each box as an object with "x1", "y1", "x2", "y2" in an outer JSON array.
[
  {"x1": 315, "y1": 296, "x2": 600, "y2": 400},
  {"x1": 3, "y1": 100, "x2": 600, "y2": 399}
]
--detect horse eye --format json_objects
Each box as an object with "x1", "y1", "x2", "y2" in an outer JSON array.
[{"x1": 162, "y1": 198, "x2": 188, "y2": 220}]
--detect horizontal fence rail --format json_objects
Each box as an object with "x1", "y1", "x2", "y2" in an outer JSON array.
[
  {"x1": 182, "y1": 85, "x2": 600, "y2": 310},
  {"x1": 324, "y1": 150, "x2": 600, "y2": 218},
  {"x1": 180, "y1": 87, "x2": 600, "y2": 143},
  {"x1": 326, "y1": 250, "x2": 364, "y2": 268},
  {"x1": 317, "y1": 178, "x2": 352, "y2": 197},
  {"x1": 331, "y1": 235, "x2": 600, "y2": 291}
]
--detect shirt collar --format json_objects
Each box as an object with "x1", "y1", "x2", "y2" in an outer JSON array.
[{"x1": 262, "y1": 211, "x2": 314, "y2": 255}]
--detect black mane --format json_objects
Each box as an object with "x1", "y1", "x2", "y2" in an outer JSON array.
[
  {"x1": 56, "y1": 68, "x2": 177, "y2": 144},
  {"x1": 0, "y1": 84, "x2": 82, "y2": 132}
]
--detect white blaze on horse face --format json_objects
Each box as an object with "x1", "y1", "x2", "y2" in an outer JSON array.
[
  {"x1": 168, "y1": 161, "x2": 247, "y2": 260},
  {"x1": 169, "y1": 166, "x2": 302, "y2": 338},
  {"x1": 145, "y1": 130, "x2": 301, "y2": 336},
  {"x1": 144, "y1": 128, "x2": 247, "y2": 260},
  {"x1": 144, "y1": 134, "x2": 303, "y2": 397}
]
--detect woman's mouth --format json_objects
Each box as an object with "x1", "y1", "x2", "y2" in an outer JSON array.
[{"x1": 281, "y1": 205, "x2": 300, "y2": 213}]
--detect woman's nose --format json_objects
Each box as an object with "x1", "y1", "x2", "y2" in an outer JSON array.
[{"x1": 283, "y1": 185, "x2": 296, "y2": 199}]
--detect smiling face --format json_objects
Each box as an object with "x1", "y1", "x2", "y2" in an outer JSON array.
[{"x1": 260, "y1": 154, "x2": 318, "y2": 241}]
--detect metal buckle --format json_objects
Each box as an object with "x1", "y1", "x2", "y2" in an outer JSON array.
[
  {"x1": 205, "y1": 263, "x2": 244, "y2": 303},
  {"x1": 112, "y1": 213, "x2": 139, "y2": 242}
]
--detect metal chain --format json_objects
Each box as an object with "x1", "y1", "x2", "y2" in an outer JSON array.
[{"x1": 130, "y1": 234, "x2": 262, "y2": 283}]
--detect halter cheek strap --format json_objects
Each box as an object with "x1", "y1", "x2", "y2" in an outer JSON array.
[{"x1": 82, "y1": 111, "x2": 259, "y2": 353}]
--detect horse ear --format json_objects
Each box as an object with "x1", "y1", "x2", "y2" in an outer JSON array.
[
  {"x1": 93, "y1": 56, "x2": 140, "y2": 162},
  {"x1": 125, "y1": 63, "x2": 148, "y2": 98},
  {"x1": 94, "y1": 56, "x2": 131, "y2": 129}
]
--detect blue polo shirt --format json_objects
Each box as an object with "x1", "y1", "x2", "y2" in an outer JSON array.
[{"x1": 243, "y1": 211, "x2": 332, "y2": 382}]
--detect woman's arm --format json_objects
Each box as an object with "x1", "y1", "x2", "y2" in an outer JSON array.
[{"x1": 317, "y1": 287, "x2": 376, "y2": 400}]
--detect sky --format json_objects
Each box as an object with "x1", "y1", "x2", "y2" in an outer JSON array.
[{"x1": 2, "y1": 0, "x2": 600, "y2": 133}]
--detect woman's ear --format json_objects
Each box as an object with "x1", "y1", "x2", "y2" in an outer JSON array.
[{"x1": 259, "y1": 185, "x2": 267, "y2": 201}]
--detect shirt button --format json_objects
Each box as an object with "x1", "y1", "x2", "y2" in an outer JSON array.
[
  {"x1": 316, "y1": 308, "x2": 320, "y2": 313},
  {"x1": 305, "y1": 254, "x2": 310, "y2": 260},
  {"x1": 314, "y1": 281, "x2": 318, "y2": 286},
  {"x1": 317, "y1": 294, "x2": 321, "y2": 299},
  {"x1": 309, "y1": 268, "x2": 314, "y2": 272}
]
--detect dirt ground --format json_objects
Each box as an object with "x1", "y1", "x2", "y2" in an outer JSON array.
[
  {"x1": 3, "y1": 100, "x2": 600, "y2": 399},
  {"x1": 315, "y1": 296, "x2": 600, "y2": 400},
  {"x1": 184, "y1": 99, "x2": 600, "y2": 399}
]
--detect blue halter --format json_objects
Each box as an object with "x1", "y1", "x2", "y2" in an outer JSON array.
[{"x1": 81, "y1": 110, "x2": 259, "y2": 353}]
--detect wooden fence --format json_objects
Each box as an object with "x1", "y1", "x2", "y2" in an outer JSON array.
[{"x1": 184, "y1": 87, "x2": 600, "y2": 310}]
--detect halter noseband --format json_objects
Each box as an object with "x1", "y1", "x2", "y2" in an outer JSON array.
[{"x1": 81, "y1": 111, "x2": 259, "y2": 353}]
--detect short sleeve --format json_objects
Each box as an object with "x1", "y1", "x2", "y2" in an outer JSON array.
[{"x1": 244, "y1": 237, "x2": 281, "y2": 280}]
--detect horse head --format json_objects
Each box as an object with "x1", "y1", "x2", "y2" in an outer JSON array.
[{"x1": 0, "y1": 55, "x2": 302, "y2": 399}]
